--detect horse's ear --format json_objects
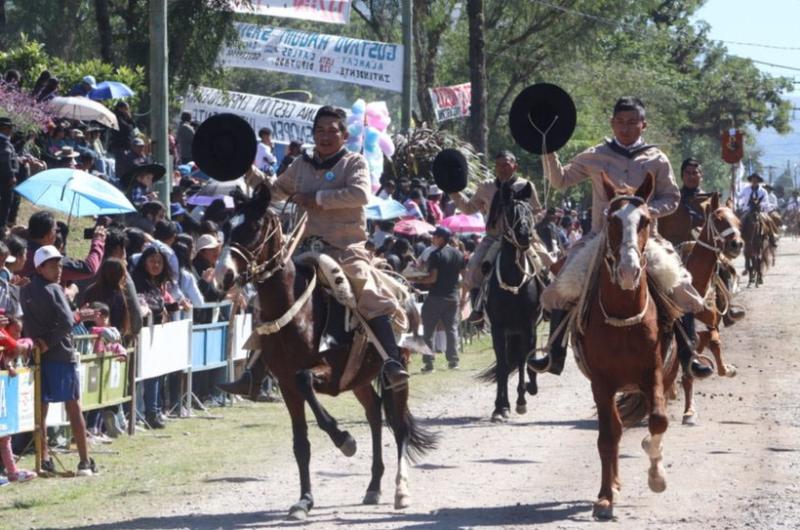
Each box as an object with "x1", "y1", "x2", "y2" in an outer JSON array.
[
  {"x1": 600, "y1": 171, "x2": 617, "y2": 201},
  {"x1": 515, "y1": 182, "x2": 533, "y2": 201},
  {"x1": 710, "y1": 192, "x2": 720, "y2": 211},
  {"x1": 635, "y1": 173, "x2": 655, "y2": 203},
  {"x1": 725, "y1": 197, "x2": 734, "y2": 209}
]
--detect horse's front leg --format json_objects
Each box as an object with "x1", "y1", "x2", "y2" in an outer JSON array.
[
  {"x1": 642, "y1": 358, "x2": 669, "y2": 495},
  {"x1": 282, "y1": 388, "x2": 315, "y2": 521},
  {"x1": 515, "y1": 328, "x2": 533, "y2": 415},
  {"x1": 681, "y1": 369, "x2": 697, "y2": 426},
  {"x1": 353, "y1": 384, "x2": 384, "y2": 505},
  {"x1": 591, "y1": 381, "x2": 621, "y2": 520},
  {"x1": 490, "y1": 323, "x2": 510, "y2": 422},
  {"x1": 295, "y1": 369, "x2": 357, "y2": 456},
  {"x1": 708, "y1": 327, "x2": 736, "y2": 377}
]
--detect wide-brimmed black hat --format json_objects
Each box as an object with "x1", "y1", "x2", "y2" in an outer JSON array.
[
  {"x1": 509, "y1": 83, "x2": 576, "y2": 154},
  {"x1": 121, "y1": 163, "x2": 166, "y2": 189},
  {"x1": 192, "y1": 113, "x2": 257, "y2": 182},
  {"x1": 432, "y1": 148, "x2": 469, "y2": 193},
  {"x1": 747, "y1": 173, "x2": 764, "y2": 183}
]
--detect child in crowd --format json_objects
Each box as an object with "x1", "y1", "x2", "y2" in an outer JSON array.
[
  {"x1": 86, "y1": 302, "x2": 127, "y2": 360},
  {"x1": 0, "y1": 310, "x2": 37, "y2": 484}
]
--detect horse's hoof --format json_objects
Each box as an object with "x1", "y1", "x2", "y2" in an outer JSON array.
[
  {"x1": 593, "y1": 499, "x2": 614, "y2": 520},
  {"x1": 363, "y1": 490, "x2": 381, "y2": 505},
  {"x1": 525, "y1": 381, "x2": 538, "y2": 396},
  {"x1": 501, "y1": 408, "x2": 510, "y2": 419},
  {"x1": 648, "y1": 469, "x2": 667, "y2": 493},
  {"x1": 337, "y1": 432, "x2": 357, "y2": 457},
  {"x1": 516, "y1": 404, "x2": 527, "y2": 415},
  {"x1": 682, "y1": 412, "x2": 697, "y2": 426},
  {"x1": 722, "y1": 364, "x2": 737, "y2": 377},
  {"x1": 287, "y1": 504, "x2": 309, "y2": 521},
  {"x1": 490, "y1": 411, "x2": 507, "y2": 423},
  {"x1": 394, "y1": 493, "x2": 411, "y2": 509}
]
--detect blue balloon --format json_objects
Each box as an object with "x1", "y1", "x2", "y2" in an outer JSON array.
[{"x1": 352, "y1": 98, "x2": 367, "y2": 116}]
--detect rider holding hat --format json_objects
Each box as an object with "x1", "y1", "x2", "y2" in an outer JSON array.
[{"x1": 532, "y1": 96, "x2": 710, "y2": 378}]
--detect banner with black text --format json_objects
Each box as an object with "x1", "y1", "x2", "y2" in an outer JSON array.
[
  {"x1": 429, "y1": 82, "x2": 472, "y2": 122},
  {"x1": 228, "y1": 0, "x2": 351, "y2": 24}
]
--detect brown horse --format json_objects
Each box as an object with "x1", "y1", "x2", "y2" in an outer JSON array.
[
  {"x1": 678, "y1": 194, "x2": 744, "y2": 425},
  {"x1": 578, "y1": 173, "x2": 680, "y2": 520},
  {"x1": 223, "y1": 184, "x2": 435, "y2": 520},
  {"x1": 740, "y1": 199, "x2": 771, "y2": 287}
]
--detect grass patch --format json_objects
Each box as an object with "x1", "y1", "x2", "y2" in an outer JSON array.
[{"x1": 0, "y1": 337, "x2": 496, "y2": 529}]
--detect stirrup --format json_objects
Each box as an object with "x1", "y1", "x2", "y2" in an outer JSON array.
[
  {"x1": 689, "y1": 356, "x2": 714, "y2": 380},
  {"x1": 527, "y1": 351, "x2": 552, "y2": 374},
  {"x1": 382, "y1": 359, "x2": 409, "y2": 390}
]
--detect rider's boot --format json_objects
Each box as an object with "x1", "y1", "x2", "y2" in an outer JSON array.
[
  {"x1": 217, "y1": 352, "x2": 268, "y2": 399},
  {"x1": 676, "y1": 313, "x2": 713, "y2": 379},
  {"x1": 467, "y1": 287, "x2": 484, "y2": 326},
  {"x1": 528, "y1": 309, "x2": 568, "y2": 375},
  {"x1": 368, "y1": 315, "x2": 410, "y2": 389}
]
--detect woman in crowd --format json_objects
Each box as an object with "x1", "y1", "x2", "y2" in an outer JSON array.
[
  {"x1": 131, "y1": 246, "x2": 177, "y2": 429},
  {"x1": 172, "y1": 236, "x2": 204, "y2": 309}
]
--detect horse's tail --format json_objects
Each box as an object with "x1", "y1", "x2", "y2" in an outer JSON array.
[
  {"x1": 616, "y1": 391, "x2": 649, "y2": 428},
  {"x1": 476, "y1": 361, "x2": 500, "y2": 383},
  {"x1": 475, "y1": 333, "x2": 527, "y2": 384},
  {"x1": 382, "y1": 385, "x2": 438, "y2": 462}
]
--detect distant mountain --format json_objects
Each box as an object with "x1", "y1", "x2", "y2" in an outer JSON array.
[{"x1": 755, "y1": 93, "x2": 800, "y2": 180}]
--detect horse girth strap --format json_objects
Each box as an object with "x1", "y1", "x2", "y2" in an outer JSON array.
[{"x1": 254, "y1": 271, "x2": 317, "y2": 335}]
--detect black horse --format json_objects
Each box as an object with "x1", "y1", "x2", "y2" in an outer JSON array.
[
  {"x1": 741, "y1": 198, "x2": 768, "y2": 287},
  {"x1": 479, "y1": 184, "x2": 543, "y2": 422}
]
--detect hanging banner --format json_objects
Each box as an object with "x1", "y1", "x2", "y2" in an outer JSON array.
[
  {"x1": 219, "y1": 23, "x2": 404, "y2": 92},
  {"x1": 182, "y1": 86, "x2": 321, "y2": 145},
  {"x1": 0, "y1": 369, "x2": 35, "y2": 436},
  {"x1": 228, "y1": 0, "x2": 352, "y2": 25},
  {"x1": 429, "y1": 82, "x2": 472, "y2": 122}
]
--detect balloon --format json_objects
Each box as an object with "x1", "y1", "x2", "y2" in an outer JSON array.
[
  {"x1": 365, "y1": 101, "x2": 391, "y2": 131},
  {"x1": 351, "y1": 98, "x2": 367, "y2": 116},
  {"x1": 364, "y1": 126, "x2": 380, "y2": 147},
  {"x1": 377, "y1": 132, "x2": 395, "y2": 157}
]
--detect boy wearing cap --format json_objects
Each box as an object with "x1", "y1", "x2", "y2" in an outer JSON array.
[
  {"x1": 533, "y1": 96, "x2": 709, "y2": 378},
  {"x1": 416, "y1": 226, "x2": 464, "y2": 372},
  {"x1": 448, "y1": 149, "x2": 542, "y2": 324},
  {"x1": 21, "y1": 246, "x2": 97, "y2": 476}
]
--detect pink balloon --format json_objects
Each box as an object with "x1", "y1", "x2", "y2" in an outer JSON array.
[{"x1": 378, "y1": 132, "x2": 395, "y2": 157}]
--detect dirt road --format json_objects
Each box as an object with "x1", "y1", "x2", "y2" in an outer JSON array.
[{"x1": 79, "y1": 241, "x2": 800, "y2": 530}]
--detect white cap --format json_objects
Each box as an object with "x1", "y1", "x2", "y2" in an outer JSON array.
[
  {"x1": 4, "y1": 255, "x2": 16, "y2": 264},
  {"x1": 82, "y1": 75, "x2": 97, "y2": 87},
  {"x1": 34, "y1": 245, "x2": 62, "y2": 268},
  {"x1": 196, "y1": 234, "x2": 221, "y2": 251}
]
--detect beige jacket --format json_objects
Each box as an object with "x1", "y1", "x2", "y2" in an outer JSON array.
[
  {"x1": 268, "y1": 150, "x2": 371, "y2": 250},
  {"x1": 451, "y1": 177, "x2": 542, "y2": 237},
  {"x1": 542, "y1": 141, "x2": 679, "y2": 234}
]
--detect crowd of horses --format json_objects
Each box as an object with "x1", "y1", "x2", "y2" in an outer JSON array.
[{"x1": 217, "y1": 178, "x2": 775, "y2": 522}]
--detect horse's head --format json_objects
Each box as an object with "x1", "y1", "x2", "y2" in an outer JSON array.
[
  {"x1": 601, "y1": 171, "x2": 654, "y2": 291},
  {"x1": 704, "y1": 193, "x2": 744, "y2": 258},
  {"x1": 500, "y1": 181, "x2": 535, "y2": 251},
  {"x1": 220, "y1": 183, "x2": 284, "y2": 290}
]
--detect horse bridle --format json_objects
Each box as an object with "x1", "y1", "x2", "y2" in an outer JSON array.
[
  {"x1": 602, "y1": 195, "x2": 648, "y2": 281},
  {"x1": 496, "y1": 201, "x2": 535, "y2": 294},
  {"x1": 693, "y1": 209, "x2": 740, "y2": 255},
  {"x1": 229, "y1": 210, "x2": 308, "y2": 285}
]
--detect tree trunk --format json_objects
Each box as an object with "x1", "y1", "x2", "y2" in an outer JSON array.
[
  {"x1": 94, "y1": 0, "x2": 114, "y2": 64},
  {"x1": 467, "y1": 0, "x2": 488, "y2": 160},
  {"x1": 0, "y1": 0, "x2": 6, "y2": 49}
]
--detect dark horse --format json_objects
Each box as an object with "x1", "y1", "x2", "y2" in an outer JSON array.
[
  {"x1": 224, "y1": 184, "x2": 436, "y2": 520},
  {"x1": 579, "y1": 173, "x2": 681, "y2": 520},
  {"x1": 741, "y1": 198, "x2": 770, "y2": 287},
  {"x1": 478, "y1": 184, "x2": 542, "y2": 422}
]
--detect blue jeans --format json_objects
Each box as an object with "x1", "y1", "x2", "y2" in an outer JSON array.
[{"x1": 143, "y1": 377, "x2": 161, "y2": 415}]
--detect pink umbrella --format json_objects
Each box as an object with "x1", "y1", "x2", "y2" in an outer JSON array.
[
  {"x1": 393, "y1": 219, "x2": 435, "y2": 236},
  {"x1": 441, "y1": 213, "x2": 486, "y2": 233}
]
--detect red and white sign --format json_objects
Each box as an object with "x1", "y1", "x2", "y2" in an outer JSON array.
[
  {"x1": 229, "y1": 0, "x2": 351, "y2": 25},
  {"x1": 428, "y1": 82, "x2": 472, "y2": 122}
]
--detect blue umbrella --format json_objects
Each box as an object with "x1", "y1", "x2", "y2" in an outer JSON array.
[
  {"x1": 88, "y1": 81, "x2": 135, "y2": 101},
  {"x1": 15, "y1": 168, "x2": 136, "y2": 219},
  {"x1": 365, "y1": 195, "x2": 407, "y2": 220}
]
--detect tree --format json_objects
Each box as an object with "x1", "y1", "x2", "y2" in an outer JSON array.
[
  {"x1": 93, "y1": 0, "x2": 113, "y2": 64},
  {"x1": 467, "y1": 0, "x2": 487, "y2": 158}
]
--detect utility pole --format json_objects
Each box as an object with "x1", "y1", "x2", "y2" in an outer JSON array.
[
  {"x1": 149, "y1": 0, "x2": 170, "y2": 209},
  {"x1": 401, "y1": 0, "x2": 413, "y2": 132},
  {"x1": 765, "y1": 165, "x2": 777, "y2": 185}
]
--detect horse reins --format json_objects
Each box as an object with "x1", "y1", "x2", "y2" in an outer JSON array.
[
  {"x1": 497, "y1": 202, "x2": 535, "y2": 294},
  {"x1": 230, "y1": 212, "x2": 308, "y2": 285}
]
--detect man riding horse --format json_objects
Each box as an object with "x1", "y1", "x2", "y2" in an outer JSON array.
[
  {"x1": 446, "y1": 149, "x2": 544, "y2": 325},
  {"x1": 222, "y1": 106, "x2": 409, "y2": 396},
  {"x1": 529, "y1": 96, "x2": 713, "y2": 378},
  {"x1": 738, "y1": 173, "x2": 779, "y2": 249}
]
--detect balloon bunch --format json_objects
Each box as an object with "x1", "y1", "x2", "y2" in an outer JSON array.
[{"x1": 345, "y1": 99, "x2": 395, "y2": 189}]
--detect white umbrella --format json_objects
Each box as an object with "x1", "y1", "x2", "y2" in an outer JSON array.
[{"x1": 48, "y1": 96, "x2": 119, "y2": 130}]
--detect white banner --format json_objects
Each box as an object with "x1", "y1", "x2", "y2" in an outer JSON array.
[
  {"x1": 183, "y1": 86, "x2": 320, "y2": 145},
  {"x1": 230, "y1": 313, "x2": 253, "y2": 361},
  {"x1": 220, "y1": 23, "x2": 404, "y2": 92},
  {"x1": 428, "y1": 82, "x2": 472, "y2": 122},
  {"x1": 229, "y1": 0, "x2": 351, "y2": 24},
  {"x1": 137, "y1": 319, "x2": 192, "y2": 380}
]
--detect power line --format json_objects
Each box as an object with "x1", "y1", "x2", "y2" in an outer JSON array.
[
  {"x1": 747, "y1": 59, "x2": 800, "y2": 72},
  {"x1": 720, "y1": 40, "x2": 800, "y2": 51}
]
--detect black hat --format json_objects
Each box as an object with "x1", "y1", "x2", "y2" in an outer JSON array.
[
  {"x1": 747, "y1": 173, "x2": 764, "y2": 183},
  {"x1": 509, "y1": 83, "x2": 576, "y2": 154},
  {"x1": 192, "y1": 113, "x2": 257, "y2": 182},
  {"x1": 0, "y1": 117, "x2": 13, "y2": 128},
  {"x1": 432, "y1": 148, "x2": 469, "y2": 193},
  {"x1": 121, "y1": 163, "x2": 166, "y2": 189},
  {"x1": 430, "y1": 226, "x2": 452, "y2": 240}
]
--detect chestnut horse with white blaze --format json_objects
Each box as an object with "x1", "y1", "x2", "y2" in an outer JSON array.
[{"x1": 579, "y1": 173, "x2": 681, "y2": 520}]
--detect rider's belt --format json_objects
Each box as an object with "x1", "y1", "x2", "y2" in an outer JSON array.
[{"x1": 299, "y1": 236, "x2": 333, "y2": 254}]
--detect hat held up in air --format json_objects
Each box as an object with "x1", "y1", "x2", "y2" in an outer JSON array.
[{"x1": 509, "y1": 83, "x2": 576, "y2": 155}]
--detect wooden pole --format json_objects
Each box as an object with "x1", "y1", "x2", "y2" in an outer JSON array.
[
  {"x1": 401, "y1": 0, "x2": 413, "y2": 132},
  {"x1": 149, "y1": 0, "x2": 171, "y2": 210}
]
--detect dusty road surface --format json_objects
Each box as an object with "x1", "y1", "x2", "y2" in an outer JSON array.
[{"x1": 76, "y1": 241, "x2": 800, "y2": 530}]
